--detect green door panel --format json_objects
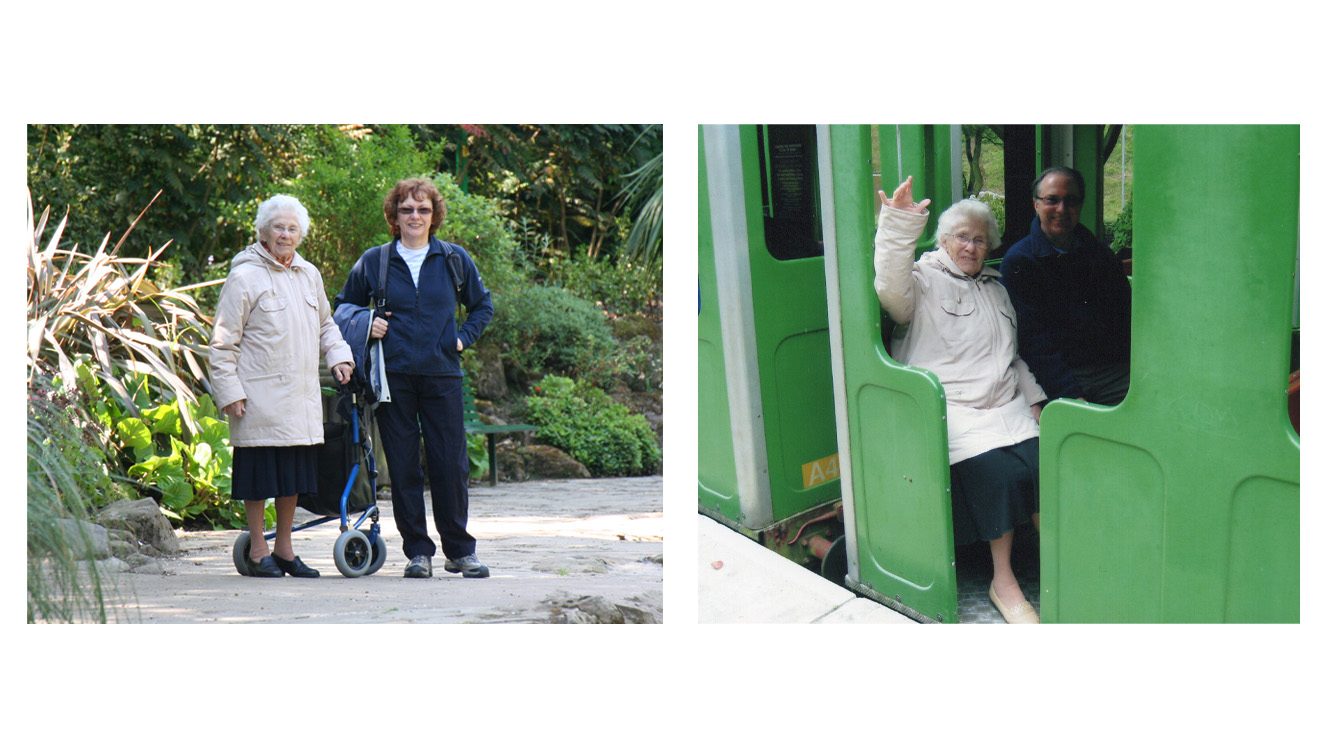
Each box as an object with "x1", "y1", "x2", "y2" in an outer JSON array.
[
  {"x1": 826, "y1": 125, "x2": 958, "y2": 622},
  {"x1": 699, "y1": 125, "x2": 841, "y2": 530},
  {"x1": 740, "y1": 126, "x2": 841, "y2": 523},
  {"x1": 852, "y1": 380, "x2": 955, "y2": 616},
  {"x1": 1040, "y1": 125, "x2": 1300, "y2": 623}
]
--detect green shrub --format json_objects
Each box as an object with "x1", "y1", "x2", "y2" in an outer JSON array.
[
  {"x1": 433, "y1": 172, "x2": 522, "y2": 299},
  {"x1": 484, "y1": 286, "x2": 619, "y2": 389},
  {"x1": 1105, "y1": 200, "x2": 1134, "y2": 252},
  {"x1": 287, "y1": 125, "x2": 443, "y2": 294},
  {"x1": 604, "y1": 315, "x2": 662, "y2": 392},
  {"x1": 289, "y1": 126, "x2": 522, "y2": 300},
  {"x1": 467, "y1": 432, "x2": 489, "y2": 482},
  {"x1": 551, "y1": 252, "x2": 661, "y2": 317},
  {"x1": 577, "y1": 335, "x2": 662, "y2": 393},
  {"x1": 524, "y1": 376, "x2": 660, "y2": 477},
  {"x1": 974, "y1": 191, "x2": 1006, "y2": 240},
  {"x1": 123, "y1": 392, "x2": 246, "y2": 528}
]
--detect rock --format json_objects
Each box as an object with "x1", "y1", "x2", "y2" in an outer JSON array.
[
  {"x1": 492, "y1": 442, "x2": 527, "y2": 482},
  {"x1": 56, "y1": 518, "x2": 110, "y2": 560},
  {"x1": 109, "y1": 539, "x2": 137, "y2": 559},
  {"x1": 492, "y1": 443, "x2": 590, "y2": 482},
  {"x1": 546, "y1": 595, "x2": 658, "y2": 624},
  {"x1": 97, "y1": 498, "x2": 180, "y2": 555},
  {"x1": 127, "y1": 557, "x2": 167, "y2": 575}
]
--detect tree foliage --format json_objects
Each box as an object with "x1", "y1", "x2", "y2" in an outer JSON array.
[
  {"x1": 27, "y1": 124, "x2": 307, "y2": 279},
  {"x1": 962, "y1": 125, "x2": 1005, "y2": 198},
  {"x1": 286, "y1": 125, "x2": 443, "y2": 294},
  {"x1": 413, "y1": 124, "x2": 662, "y2": 268},
  {"x1": 28, "y1": 124, "x2": 662, "y2": 297}
]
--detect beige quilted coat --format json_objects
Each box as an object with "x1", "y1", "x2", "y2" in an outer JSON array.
[
  {"x1": 208, "y1": 242, "x2": 352, "y2": 447},
  {"x1": 873, "y1": 205, "x2": 1047, "y2": 464}
]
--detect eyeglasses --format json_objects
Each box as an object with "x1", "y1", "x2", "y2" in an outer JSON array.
[
  {"x1": 1034, "y1": 195, "x2": 1082, "y2": 208},
  {"x1": 398, "y1": 206, "x2": 433, "y2": 216},
  {"x1": 269, "y1": 223, "x2": 300, "y2": 236},
  {"x1": 950, "y1": 233, "x2": 988, "y2": 249}
]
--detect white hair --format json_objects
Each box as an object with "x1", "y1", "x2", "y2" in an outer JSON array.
[
  {"x1": 935, "y1": 198, "x2": 1001, "y2": 251},
  {"x1": 254, "y1": 194, "x2": 310, "y2": 238}
]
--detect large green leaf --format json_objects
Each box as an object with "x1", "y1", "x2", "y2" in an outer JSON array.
[
  {"x1": 114, "y1": 418, "x2": 152, "y2": 450},
  {"x1": 141, "y1": 401, "x2": 181, "y2": 436},
  {"x1": 156, "y1": 472, "x2": 195, "y2": 515}
]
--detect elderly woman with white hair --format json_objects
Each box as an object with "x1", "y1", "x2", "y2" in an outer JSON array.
[
  {"x1": 209, "y1": 194, "x2": 354, "y2": 578},
  {"x1": 874, "y1": 177, "x2": 1048, "y2": 623}
]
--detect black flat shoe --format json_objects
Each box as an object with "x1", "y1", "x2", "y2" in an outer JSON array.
[
  {"x1": 249, "y1": 555, "x2": 285, "y2": 578},
  {"x1": 272, "y1": 554, "x2": 320, "y2": 578}
]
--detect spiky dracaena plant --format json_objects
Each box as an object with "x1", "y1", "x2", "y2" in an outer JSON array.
[
  {"x1": 26, "y1": 191, "x2": 220, "y2": 436},
  {"x1": 27, "y1": 189, "x2": 226, "y2": 620}
]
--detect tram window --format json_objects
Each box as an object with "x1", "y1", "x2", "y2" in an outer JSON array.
[{"x1": 757, "y1": 125, "x2": 824, "y2": 261}]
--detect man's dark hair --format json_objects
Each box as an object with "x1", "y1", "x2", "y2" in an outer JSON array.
[{"x1": 1032, "y1": 166, "x2": 1086, "y2": 203}]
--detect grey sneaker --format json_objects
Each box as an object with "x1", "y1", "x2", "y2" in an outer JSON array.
[
  {"x1": 403, "y1": 555, "x2": 432, "y2": 578},
  {"x1": 443, "y1": 554, "x2": 490, "y2": 578}
]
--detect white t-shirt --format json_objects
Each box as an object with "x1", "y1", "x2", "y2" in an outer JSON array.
[{"x1": 397, "y1": 241, "x2": 429, "y2": 286}]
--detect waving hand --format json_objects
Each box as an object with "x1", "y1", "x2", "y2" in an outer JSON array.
[{"x1": 877, "y1": 176, "x2": 931, "y2": 214}]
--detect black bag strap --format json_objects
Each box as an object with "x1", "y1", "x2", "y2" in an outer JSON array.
[
  {"x1": 372, "y1": 241, "x2": 392, "y2": 312},
  {"x1": 444, "y1": 244, "x2": 466, "y2": 300}
]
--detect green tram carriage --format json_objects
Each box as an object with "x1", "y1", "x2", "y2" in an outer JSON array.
[{"x1": 698, "y1": 124, "x2": 1300, "y2": 623}]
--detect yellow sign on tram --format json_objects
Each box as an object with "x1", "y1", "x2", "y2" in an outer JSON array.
[{"x1": 801, "y1": 453, "x2": 840, "y2": 489}]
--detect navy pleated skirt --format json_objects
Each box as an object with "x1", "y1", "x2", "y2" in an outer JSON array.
[
  {"x1": 949, "y1": 438, "x2": 1040, "y2": 545},
  {"x1": 230, "y1": 445, "x2": 318, "y2": 502}
]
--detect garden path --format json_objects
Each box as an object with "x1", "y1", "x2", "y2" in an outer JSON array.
[{"x1": 105, "y1": 476, "x2": 662, "y2": 623}]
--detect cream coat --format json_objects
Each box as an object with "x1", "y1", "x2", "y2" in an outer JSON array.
[
  {"x1": 209, "y1": 242, "x2": 353, "y2": 447},
  {"x1": 873, "y1": 205, "x2": 1047, "y2": 464}
]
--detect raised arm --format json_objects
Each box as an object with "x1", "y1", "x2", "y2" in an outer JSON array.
[
  {"x1": 873, "y1": 177, "x2": 931, "y2": 325},
  {"x1": 878, "y1": 175, "x2": 931, "y2": 214}
]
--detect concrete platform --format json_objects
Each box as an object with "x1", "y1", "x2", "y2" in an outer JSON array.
[{"x1": 697, "y1": 514, "x2": 914, "y2": 624}]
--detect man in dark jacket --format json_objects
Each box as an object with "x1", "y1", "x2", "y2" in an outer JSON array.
[
  {"x1": 337, "y1": 178, "x2": 494, "y2": 579},
  {"x1": 1000, "y1": 167, "x2": 1132, "y2": 405}
]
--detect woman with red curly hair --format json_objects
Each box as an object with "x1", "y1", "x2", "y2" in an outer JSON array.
[{"x1": 336, "y1": 177, "x2": 494, "y2": 579}]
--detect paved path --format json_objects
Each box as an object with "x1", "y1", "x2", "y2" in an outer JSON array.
[
  {"x1": 697, "y1": 515, "x2": 913, "y2": 624},
  {"x1": 105, "y1": 477, "x2": 662, "y2": 624}
]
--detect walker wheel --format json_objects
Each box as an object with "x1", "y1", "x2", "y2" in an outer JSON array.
[
  {"x1": 364, "y1": 531, "x2": 388, "y2": 576},
  {"x1": 334, "y1": 529, "x2": 372, "y2": 578},
  {"x1": 232, "y1": 532, "x2": 254, "y2": 576}
]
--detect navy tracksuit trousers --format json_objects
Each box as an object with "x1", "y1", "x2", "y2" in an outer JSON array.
[{"x1": 376, "y1": 373, "x2": 475, "y2": 561}]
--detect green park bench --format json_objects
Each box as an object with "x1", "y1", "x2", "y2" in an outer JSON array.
[{"x1": 464, "y1": 381, "x2": 536, "y2": 486}]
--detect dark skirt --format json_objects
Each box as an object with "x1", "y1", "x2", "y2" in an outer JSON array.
[
  {"x1": 949, "y1": 438, "x2": 1039, "y2": 545},
  {"x1": 231, "y1": 445, "x2": 318, "y2": 502}
]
